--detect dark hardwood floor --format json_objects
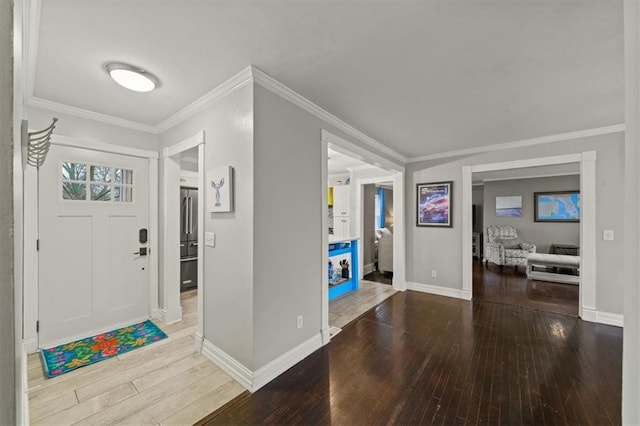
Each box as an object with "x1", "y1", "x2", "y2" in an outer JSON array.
[
  {"x1": 364, "y1": 269, "x2": 393, "y2": 285},
  {"x1": 197, "y1": 291, "x2": 622, "y2": 425},
  {"x1": 474, "y1": 259, "x2": 579, "y2": 317}
]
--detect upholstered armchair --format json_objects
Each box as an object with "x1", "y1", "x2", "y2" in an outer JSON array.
[
  {"x1": 376, "y1": 228, "x2": 394, "y2": 273},
  {"x1": 484, "y1": 225, "x2": 536, "y2": 268}
]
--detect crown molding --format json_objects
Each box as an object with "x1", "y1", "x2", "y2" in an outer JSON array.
[
  {"x1": 479, "y1": 171, "x2": 579, "y2": 184},
  {"x1": 155, "y1": 66, "x2": 254, "y2": 133},
  {"x1": 408, "y1": 124, "x2": 625, "y2": 163},
  {"x1": 51, "y1": 133, "x2": 159, "y2": 159},
  {"x1": 27, "y1": 96, "x2": 158, "y2": 134},
  {"x1": 251, "y1": 67, "x2": 408, "y2": 164}
]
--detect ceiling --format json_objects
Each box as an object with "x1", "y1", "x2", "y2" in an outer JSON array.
[
  {"x1": 328, "y1": 148, "x2": 373, "y2": 175},
  {"x1": 33, "y1": 1, "x2": 624, "y2": 158}
]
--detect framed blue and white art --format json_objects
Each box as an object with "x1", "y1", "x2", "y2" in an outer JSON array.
[{"x1": 495, "y1": 195, "x2": 522, "y2": 217}]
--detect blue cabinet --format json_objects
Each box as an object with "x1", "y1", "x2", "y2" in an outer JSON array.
[{"x1": 328, "y1": 239, "x2": 359, "y2": 300}]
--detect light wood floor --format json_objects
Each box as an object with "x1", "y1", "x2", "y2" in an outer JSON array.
[
  {"x1": 27, "y1": 290, "x2": 244, "y2": 425},
  {"x1": 329, "y1": 279, "x2": 397, "y2": 329}
]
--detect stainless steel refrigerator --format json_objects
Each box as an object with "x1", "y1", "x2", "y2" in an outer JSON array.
[{"x1": 180, "y1": 187, "x2": 198, "y2": 291}]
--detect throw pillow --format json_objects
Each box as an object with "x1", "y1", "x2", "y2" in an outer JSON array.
[{"x1": 495, "y1": 237, "x2": 521, "y2": 249}]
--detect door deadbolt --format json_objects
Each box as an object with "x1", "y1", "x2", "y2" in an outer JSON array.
[{"x1": 134, "y1": 247, "x2": 148, "y2": 256}]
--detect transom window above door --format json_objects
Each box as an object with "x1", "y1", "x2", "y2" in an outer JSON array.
[{"x1": 61, "y1": 162, "x2": 134, "y2": 202}]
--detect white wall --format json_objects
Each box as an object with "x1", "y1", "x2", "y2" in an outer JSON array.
[
  {"x1": 623, "y1": 3, "x2": 640, "y2": 422},
  {"x1": 160, "y1": 84, "x2": 255, "y2": 368},
  {"x1": 406, "y1": 132, "x2": 625, "y2": 315},
  {"x1": 482, "y1": 175, "x2": 580, "y2": 254},
  {"x1": 1, "y1": 1, "x2": 16, "y2": 423}
]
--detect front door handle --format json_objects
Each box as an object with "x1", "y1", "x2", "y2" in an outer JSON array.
[{"x1": 134, "y1": 247, "x2": 148, "y2": 256}]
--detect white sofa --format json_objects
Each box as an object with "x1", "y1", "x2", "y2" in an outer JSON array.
[{"x1": 376, "y1": 228, "x2": 393, "y2": 273}]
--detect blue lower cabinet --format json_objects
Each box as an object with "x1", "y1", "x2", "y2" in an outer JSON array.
[{"x1": 328, "y1": 240, "x2": 359, "y2": 301}]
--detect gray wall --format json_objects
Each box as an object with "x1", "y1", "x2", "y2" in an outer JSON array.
[
  {"x1": 472, "y1": 185, "x2": 484, "y2": 233},
  {"x1": 252, "y1": 83, "x2": 401, "y2": 369},
  {"x1": 0, "y1": 0, "x2": 16, "y2": 423},
  {"x1": 406, "y1": 132, "x2": 625, "y2": 314},
  {"x1": 160, "y1": 85, "x2": 255, "y2": 368},
  {"x1": 472, "y1": 186, "x2": 484, "y2": 205},
  {"x1": 363, "y1": 184, "x2": 376, "y2": 267},
  {"x1": 483, "y1": 175, "x2": 580, "y2": 253}
]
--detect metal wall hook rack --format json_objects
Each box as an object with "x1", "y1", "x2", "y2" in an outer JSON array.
[{"x1": 22, "y1": 118, "x2": 58, "y2": 168}]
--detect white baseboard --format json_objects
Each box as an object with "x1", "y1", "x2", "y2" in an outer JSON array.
[
  {"x1": 253, "y1": 333, "x2": 323, "y2": 392},
  {"x1": 321, "y1": 326, "x2": 331, "y2": 345},
  {"x1": 155, "y1": 307, "x2": 182, "y2": 325},
  {"x1": 201, "y1": 339, "x2": 254, "y2": 391},
  {"x1": 23, "y1": 337, "x2": 38, "y2": 354},
  {"x1": 582, "y1": 308, "x2": 623, "y2": 327},
  {"x1": 21, "y1": 343, "x2": 30, "y2": 426},
  {"x1": 363, "y1": 263, "x2": 375, "y2": 275},
  {"x1": 201, "y1": 332, "x2": 323, "y2": 393},
  {"x1": 194, "y1": 333, "x2": 204, "y2": 352},
  {"x1": 406, "y1": 281, "x2": 472, "y2": 301},
  {"x1": 392, "y1": 280, "x2": 407, "y2": 292}
]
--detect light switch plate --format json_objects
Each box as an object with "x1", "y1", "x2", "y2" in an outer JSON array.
[
  {"x1": 603, "y1": 230, "x2": 614, "y2": 241},
  {"x1": 205, "y1": 232, "x2": 216, "y2": 247}
]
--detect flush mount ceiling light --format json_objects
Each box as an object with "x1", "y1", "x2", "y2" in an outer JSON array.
[{"x1": 105, "y1": 62, "x2": 160, "y2": 92}]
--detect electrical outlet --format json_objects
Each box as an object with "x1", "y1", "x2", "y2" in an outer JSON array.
[
  {"x1": 431, "y1": 270, "x2": 437, "y2": 278},
  {"x1": 297, "y1": 315, "x2": 303, "y2": 329},
  {"x1": 205, "y1": 232, "x2": 216, "y2": 247},
  {"x1": 603, "y1": 230, "x2": 614, "y2": 241}
]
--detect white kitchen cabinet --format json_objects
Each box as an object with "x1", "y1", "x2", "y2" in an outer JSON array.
[
  {"x1": 332, "y1": 185, "x2": 350, "y2": 217},
  {"x1": 334, "y1": 216, "x2": 351, "y2": 237}
]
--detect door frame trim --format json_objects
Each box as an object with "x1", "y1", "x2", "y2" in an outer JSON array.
[
  {"x1": 161, "y1": 131, "x2": 205, "y2": 349},
  {"x1": 461, "y1": 152, "x2": 596, "y2": 320},
  {"x1": 320, "y1": 130, "x2": 405, "y2": 345},
  {"x1": 23, "y1": 134, "x2": 159, "y2": 352}
]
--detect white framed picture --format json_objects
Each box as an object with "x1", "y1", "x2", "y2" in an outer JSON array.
[
  {"x1": 207, "y1": 166, "x2": 233, "y2": 213},
  {"x1": 496, "y1": 195, "x2": 522, "y2": 217}
]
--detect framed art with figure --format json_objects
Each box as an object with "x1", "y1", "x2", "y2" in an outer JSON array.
[
  {"x1": 417, "y1": 181, "x2": 452, "y2": 227},
  {"x1": 207, "y1": 166, "x2": 234, "y2": 213}
]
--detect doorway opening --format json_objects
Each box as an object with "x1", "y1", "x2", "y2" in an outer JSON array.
[
  {"x1": 320, "y1": 130, "x2": 405, "y2": 338},
  {"x1": 160, "y1": 131, "x2": 205, "y2": 349},
  {"x1": 471, "y1": 166, "x2": 581, "y2": 317},
  {"x1": 462, "y1": 152, "x2": 597, "y2": 321}
]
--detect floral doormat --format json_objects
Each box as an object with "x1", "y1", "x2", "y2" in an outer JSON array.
[{"x1": 41, "y1": 320, "x2": 168, "y2": 378}]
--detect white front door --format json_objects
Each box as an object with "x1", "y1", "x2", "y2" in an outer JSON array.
[{"x1": 38, "y1": 145, "x2": 150, "y2": 348}]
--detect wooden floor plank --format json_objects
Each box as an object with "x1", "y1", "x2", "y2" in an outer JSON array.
[
  {"x1": 33, "y1": 383, "x2": 137, "y2": 426},
  {"x1": 198, "y1": 291, "x2": 622, "y2": 426},
  {"x1": 131, "y1": 352, "x2": 209, "y2": 392},
  {"x1": 29, "y1": 390, "x2": 78, "y2": 423},
  {"x1": 74, "y1": 338, "x2": 196, "y2": 402},
  {"x1": 74, "y1": 359, "x2": 220, "y2": 425},
  {"x1": 124, "y1": 369, "x2": 233, "y2": 425},
  {"x1": 160, "y1": 380, "x2": 246, "y2": 426}
]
